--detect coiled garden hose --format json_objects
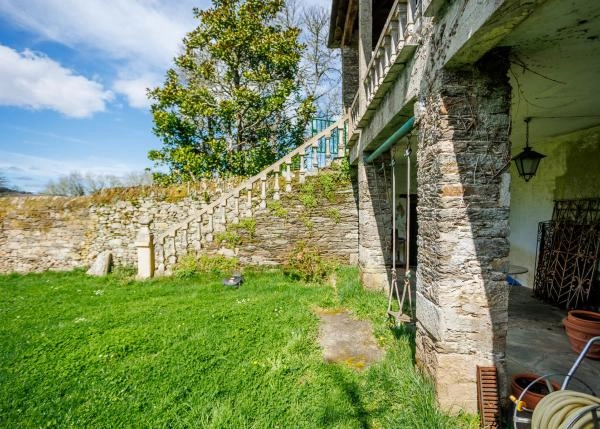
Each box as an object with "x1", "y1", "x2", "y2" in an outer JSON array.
[{"x1": 531, "y1": 390, "x2": 600, "y2": 429}]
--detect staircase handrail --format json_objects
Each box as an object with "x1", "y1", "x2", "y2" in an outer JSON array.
[{"x1": 156, "y1": 117, "x2": 346, "y2": 244}]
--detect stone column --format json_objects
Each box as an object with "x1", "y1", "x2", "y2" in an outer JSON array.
[
  {"x1": 357, "y1": 154, "x2": 393, "y2": 292},
  {"x1": 358, "y1": 0, "x2": 372, "y2": 113},
  {"x1": 415, "y1": 52, "x2": 512, "y2": 413},
  {"x1": 135, "y1": 216, "x2": 155, "y2": 279},
  {"x1": 342, "y1": 46, "x2": 360, "y2": 111}
]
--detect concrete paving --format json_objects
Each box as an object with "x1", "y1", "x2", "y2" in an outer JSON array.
[
  {"x1": 316, "y1": 309, "x2": 383, "y2": 371},
  {"x1": 507, "y1": 285, "x2": 600, "y2": 395}
]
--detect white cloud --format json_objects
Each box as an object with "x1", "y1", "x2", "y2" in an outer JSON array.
[
  {"x1": 0, "y1": 45, "x2": 113, "y2": 118},
  {"x1": 0, "y1": 0, "x2": 333, "y2": 112},
  {"x1": 0, "y1": 0, "x2": 201, "y2": 110},
  {"x1": 113, "y1": 74, "x2": 162, "y2": 109},
  {"x1": 0, "y1": 0, "x2": 199, "y2": 70}
]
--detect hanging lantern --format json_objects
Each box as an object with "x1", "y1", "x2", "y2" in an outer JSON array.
[{"x1": 513, "y1": 117, "x2": 546, "y2": 182}]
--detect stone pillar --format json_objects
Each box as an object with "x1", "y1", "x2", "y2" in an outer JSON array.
[
  {"x1": 358, "y1": 0, "x2": 372, "y2": 113},
  {"x1": 357, "y1": 154, "x2": 393, "y2": 292},
  {"x1": 342, "y1": 46, "x2": 359, "y2": 111},
  {"x1": 135, "y1": 216, "x2": 155, "y2": 279},
  {"x1": 415, "y1": 52, "x2": 512, "y2": 413}
]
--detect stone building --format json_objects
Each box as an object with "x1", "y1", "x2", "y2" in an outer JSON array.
[
  {"x1": 328, "y1": 0, "x2": 600, "y2": 412},
  {"x1": 2, "y1": 0, "x2": 599, "y2": 416}
]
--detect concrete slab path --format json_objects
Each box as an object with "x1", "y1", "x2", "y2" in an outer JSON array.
[{"x1": 316, "y1": 309, "x2": 383, "y2": 371}]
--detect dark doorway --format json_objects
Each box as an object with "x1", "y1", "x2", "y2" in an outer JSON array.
[{"x1": 398, "y1": 194, "x2": 418, "y2": 267}]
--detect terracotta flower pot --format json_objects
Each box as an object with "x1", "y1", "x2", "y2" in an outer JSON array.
[
  {"x1": 562, "y1": 314, "x2": 600, "y2": 359},
  {"x1": 567, "y1": 310, "x2": 600, "y2": 328},
  {"x1": 511, "y1": 373, "x2": 560, "y2": 410}
]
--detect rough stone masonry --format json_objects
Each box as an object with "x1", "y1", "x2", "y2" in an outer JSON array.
[
  {"x1": 0, "y1": 184, "x2": 359, "y2": 274},
  {"x1": 415, "y1": 49, "x2": 512, "y2": 412}
]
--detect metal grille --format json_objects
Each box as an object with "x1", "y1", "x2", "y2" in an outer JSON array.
[
  {"x1": 552, "y1": 198, "x2": 600, "y2": 224},
  {"x1": 477, "y1": 366, "x2": 499, "y2": 429},
  {"x1": 533, "y1": 198, "x2": 600, "y2": 309}
]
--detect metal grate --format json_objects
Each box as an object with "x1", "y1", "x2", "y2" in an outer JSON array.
[
  {"x1": 477, "y1": 366, "x2": 499, "y2": 429},
  {"x1": 534, "y1": 221, "x2": 600, "y2": 308},
  {"x1": 534, "y1": 199, "x2": 600, "y2": 309},
  {"x1": 552, "y1": 198, "x2": 600, "y2": 224}
]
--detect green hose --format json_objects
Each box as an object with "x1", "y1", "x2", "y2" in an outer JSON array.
[{"x1": 531, "y1": 390, "x2": 600, "y2": 429}]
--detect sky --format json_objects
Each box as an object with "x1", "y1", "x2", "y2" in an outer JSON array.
[{"x1": 0, "y1": 0, "x2": 329, "y2": 193}]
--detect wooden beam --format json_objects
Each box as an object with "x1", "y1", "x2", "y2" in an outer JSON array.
[{"x1": 341, "y1": 0, "x2": 358, "y2": 47}]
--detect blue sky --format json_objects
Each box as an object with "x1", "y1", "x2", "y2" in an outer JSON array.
[{"x1": 0, "y1": 0, "x2": 328, "y2": 193}]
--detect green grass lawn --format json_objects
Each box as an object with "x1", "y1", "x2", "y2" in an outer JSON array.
[{"x1": 0, "y1": 266, "x2": 477, "y2": 428}]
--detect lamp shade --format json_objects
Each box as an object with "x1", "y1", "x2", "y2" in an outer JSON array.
[{"x1": 512, "y1": 146, "x2": 546, "y2": 182}]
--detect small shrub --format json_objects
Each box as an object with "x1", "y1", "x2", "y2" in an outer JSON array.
[
  {"x1": 236, "y1": 218, "x2": 256, "y2": 237},
  {"x1": 326, "y1": 208, "x2": 341, "y2": 223},
  {"x1": 300, "y1": 214, "x2": 314, "y2": 230},
  {"x1": 317, "y1": 174, "x2": 336, "y2": 202},
  {"x1": 173, "y1": 253, "x2": 199, "y2": 279},
  {"x1": 284, "y1": 240, "x2": 335, "y2": 282},
  {"x1": 331, "y1": 157, "x2": 350, "y2": 175},
  {"x1": 197, "y1": 254, "x2": 239, "y2": 273},
  {"x1": 215, "y1": 230, "x2": 241, "y2": 248},
  {"x1": 217, "y1": 218, "x2": 256, "y2": 248},
  {"x1": 297, "y1": 170, "x2": 350, "y2": 210},
  {"x1": 267, "y1": 200, "x2": 288, "y2": 218},
  {"x1": 299, "y1": 193, "x2": 317, "y2": 208},
  {"x1": 173, "y1": 253, "x2": 239, "y2": 277}
]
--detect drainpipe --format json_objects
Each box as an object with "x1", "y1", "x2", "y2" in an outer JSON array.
[{"x1": 364, "y1": 116, "x2": 415, "y2": 163}]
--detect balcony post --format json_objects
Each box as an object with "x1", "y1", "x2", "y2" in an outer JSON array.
[{"x1": 358, "y1": 0, "x2": 372, "y2": 113}]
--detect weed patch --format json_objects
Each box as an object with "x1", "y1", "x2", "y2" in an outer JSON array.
[
  {"x1": 284, "y1": 240, "x2": 336, "y2": 282},
  {"x1": 173, "y1": 253, "x2": 239, "y2": 278},
  {"x1": 216, "y1": 218, "x2": 256, "y2": 248},
  {"x1": 267, "y1": 200, "x2": 288, "y2": 218},
  {"x1": 326, "y1": 208, "x2": 342, "y2": 223}
]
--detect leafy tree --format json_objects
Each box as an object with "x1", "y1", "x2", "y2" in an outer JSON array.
[{"x1": 149, "y1": 0, "x2": 313, "y2": 184}]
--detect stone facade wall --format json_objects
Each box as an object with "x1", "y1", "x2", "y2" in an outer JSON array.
[
  {"x1": 235, "y1": 188, "x2": 359, "y2": 266},
  {"x1": 415, "y1": 49, "x2": 512, "y2": 412},
  {"x1": 0, "y1": 181, "x2": 359, "y2": 274},
  {"x1": 89, "y1": 198, "x2": 203, "y2": 268},
  {"x1": 356, "y1": 154, "x2": 394, "y2": 292}
]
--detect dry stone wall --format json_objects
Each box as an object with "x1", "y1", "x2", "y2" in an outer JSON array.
[
  {"x1": 236, "y1": 188, "x2": 358, "y2": 266},
  {"x1": 0, "y1": 182, "x2": 358, "y2": 274},
  {"x1": 0, "y1": 197, "x2": 90, "y2": 273}
]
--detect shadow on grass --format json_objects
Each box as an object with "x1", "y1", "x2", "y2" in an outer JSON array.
[
  {"x1": 390, "y1": 322, "x2": 416, "y2": 363},
  {"x1": 321, "y1": 365, "x2": 370, "y2": 429}
]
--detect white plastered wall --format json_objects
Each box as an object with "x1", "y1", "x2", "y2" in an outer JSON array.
[{"x1": 509, "y1": 125, "x2": 600, "y2": 287}]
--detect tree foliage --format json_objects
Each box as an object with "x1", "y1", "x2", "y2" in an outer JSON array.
[{"x1": 149, "y1": 0, "x2": 313, "y2": 184}]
